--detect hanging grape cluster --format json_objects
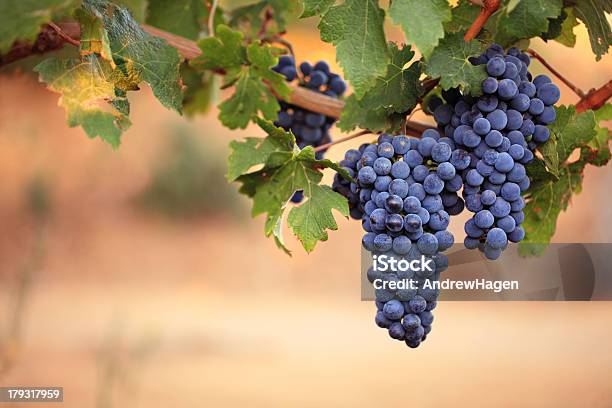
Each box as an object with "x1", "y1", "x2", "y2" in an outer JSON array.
[{"x1": 273, "y1": 56, "x2": 347, "y2": 202}]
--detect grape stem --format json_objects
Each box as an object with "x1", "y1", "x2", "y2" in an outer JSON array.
[
  {"x1": 0, "y1": 25, "x2": 69, "y2": 66},
  {"x1": 47, "y1": 22, "x2": 80, "y2": 47},
  {"x1": 526, "y1": 49, "x2": 586, "y2": 98},
  {"x1": 464, "y1": 0, "x2": 500, "y2": 41},
  {"x1": 208, "y1": 0, "x2": 219, "y2": 37},
  {"x1": 257, "y1": 7, "x2": 274, "y2": 39},
  {"x1": 313, "y1": 130, "x2": 372, "y2": 153},
  {"x1": 576, "y1": 79, "x2": 612, "y2": 113}
]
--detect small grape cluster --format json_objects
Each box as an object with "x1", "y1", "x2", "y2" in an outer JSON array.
[
  {"x1": 273, "y1": 55, "x2": 347, "y2": 202},
  {"x1": 430, "y1": 44, "x2": 559, "y2": 259},
  {"x1": 346, "y1": 133, "x2": 458, "y2": 347}
]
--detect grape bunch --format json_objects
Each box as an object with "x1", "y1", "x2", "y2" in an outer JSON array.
[
  {"x1": 333, "y1": 129, "x2": 466, "y2": 221},
  {"x1": 430, "y1": 44, "x2": 559, "y2": 260},
  {"x1": 273, "y1": 55, "x2": 347, "y2": 202},
  {"x1": 347, "y1": 133, "x2": 457, "y2": 348}
]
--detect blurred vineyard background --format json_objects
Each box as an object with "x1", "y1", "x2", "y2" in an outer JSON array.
[{"x1": 0, "y1": 8, "x2": 611, "y2": 408}]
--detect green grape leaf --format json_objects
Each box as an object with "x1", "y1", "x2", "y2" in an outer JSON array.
[
  {"x1": 181, "y1": 65, "x2": 218, "y2": 117},
  {"x1": 34, "y1": 55, "x2": 130, "y2": 147},
  {"x1": 444, "y1": 0, "x2": 481, "y2": 34},
  {"x1": 360, "y1": 44, "x2": 422, "y2": 114},
  {"x1": 229, "y1": 0, "x2": 301, "y2": 38},
  {"x1": 521, "y1": 104, "x2": 610, "y2": 255},
  {"x1": 301, "y1": 0, "x2": 335, "y2": 18},
  {"x1": 192, "y1": 25, "x2": 289, "y2": 129},
  {"x1": 287, "y1": 179, "x2": 349, "y2": 252},
  {"x1": 388, "y1": 0, "x2": 451, "y2": 57},
  {"x1": 584, "y1": 104, "x2": 612, "y2": 166},
  {"x1": 318, "y1": 0, "x2": 390, "y2": 99},
  {"x1": 519, "y1": 162, "x2": 585, "y2": 256},
  {"x1": 548, "y1": 105, "x2": 597, "y2": 164},
  {"x1": 218, "y1": 43, "x2": 290, "y2": 129},
  {"x1": 525, "y1": 156, "x2": 556, "y2": 191},
  {"x1": 555, "y1": 7, "x2": 578, "y2": 47},
  {"x1": 491, "y1": 0, "x2": 563, "y2": 46},
  {"x1": 227, "y1": 121, "x2": 294, "y2": 182},
  {"x1": 565, "y1": 0, "x2": 611, "y2": 60},
  {"x1": 538, "y1": 138, "x2": 560, "y2": 178},
  {"x1": 232, "y1": 118, "x2": 350, "y2": 253},
  {"x1": 540, "y1": 8, "x2": 566, "y2": 41},
  {"x1": 114, "y1": 0, "x2": 148, "y2": 22},
  {"x1": 339, "y1": 95, "x2": 404, "y2": 133},
  {"x1": 75, "y1": 8, "x2": 113, "y2": 61},
  {"x1": 146, "y1": 0, "x2": 207, "y2": 40},
  {"x1": 424, "y1": 33, "x2": 486, "y2": 95},
  {"x1": 191, "y1": 25, "x2": 247, "y2": 76},
  {"x1": 0, "y1": 0, "x2": 79, "y2": 53},
  {"x1": 82, "y1": 0, "x2": 183, "y2": 113}
]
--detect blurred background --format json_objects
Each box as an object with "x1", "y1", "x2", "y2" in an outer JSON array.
[{"x1": 0, "y1": 12, "x2": 611, "y2": 408}]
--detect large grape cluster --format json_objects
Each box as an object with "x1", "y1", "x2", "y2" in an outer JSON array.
[
  {"x1": 430, "y1": 44, "x2": 559, "y2": 260},
  {"x1": 333, "y1": 130, "x2": 466, "y2": 221},
  {"x1": 348, "y1": 133, "x2": 457, "y2": 347},
  {"x1": 273, "y1": 55, "x2": 347, "y2": 202}
]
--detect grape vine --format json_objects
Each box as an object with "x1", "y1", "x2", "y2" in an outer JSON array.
[{"x1": 0, "y1": 0, "x2": 611, "y2": 346}]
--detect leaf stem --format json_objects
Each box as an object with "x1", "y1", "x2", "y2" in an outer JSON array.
[
  {"x1": 47, "y1": 22, "x2": 80, "y2": 47},
  {"x1": 464, "y1": 0, "x2": 500, "y2": 41},
  {"x1": 313, "y1": 130, "x2": 372, "y2": 153},
  {"x1": 208, "y1": 0, "x2": 219, "y2": 37},
  {"x1": 526, "y1": 48, "x2": 585, "y2": 98}
]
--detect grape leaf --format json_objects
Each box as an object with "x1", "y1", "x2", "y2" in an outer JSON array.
[
  {"x1": 549, "y1": 105, "x2": 597, "y2": 164},
  {"x1": 444, "y1": 0, "x2": 481, "y2": 34},
  {"x1": 521, "y1": 105, "x2": 609, "y2": 255},
  {"x1": 192, "y1": 25, "x2": 289, "y2": 129},
  {"x1": 491, "y1": 0, "x2": 563, "y2": 47},
  {"x1": 181, "y1": 65, "x2": 218, "y2": 117},
  {"x1": 565, "y1": 0, "x2": 611, "y2": 60},
  {"x1": 287, "y1": 178, "x2": 350, "y2": 252},
  {"x1": 34, "y1": 55, "x2": 130, "y2": 147},
  {"x1": 232, "y1": 118, "x2": 350, "y2": 253},
  {"x1": 424, "y1": 33, "x2": 486, "y2": 95},
  {"x1": 146, "y1": 0, "x2": 207, "y2": 40},
  {"x1": 229, "y1": 0, "x2": 301, "y2": 38},
  {"x1": 114, "y1": 0, "x2": 148, "y2": 22},
  {"x1": 555, "y1": 7, "x2": 578, "y2": 47},
  {"x1": 360, "y1": 44, "x2": 422, "y2": 114},
  {"x1": 584, "y1": 103, "x2": 612, "y2": 166},
  {"x1": 339, "y1": 95, "x2": 404, "y2": 133},
  {"x1": 540, "y1": 8, "x2": 566, "y2": 41},
  {"x1": 519, "y1": 162, "x2": 585, "y2": 256},
  {"x1": 388, "y1": 0, "x2": 451, "y2": 57},
  {"x1": 227, "y1": 121, "x2": 294, "y2": 182},
  {"x1": 318, "y1": 0, "x2": 390, "y2": 99},
  {"x1": 75, "y1": 8, "x2": 113, "y2": 61},
  {"x1": 191, "y1": 25, "x2": 246, "y2": 76},
  {"x1": 0, "y1": 0, "x2": 79, "y2": 53},
  {"x1": 525, "y1": 156, "x2": 556, "y2": 191},
  {"x1": 538, "y1": 138, "x2": 560, "y2": 178},
  {"x1": 219, "y1": 43, "x2": 290, "y2": 129},
  {"x1": 301, "y1": 0, "x2": 335, "y2": 18},
  {"x1": 339, "y1": 44, "x2": 420, "y2": 133},
  {"x1": 82, "y1": 0, "x2": 183, "y2": 113}
]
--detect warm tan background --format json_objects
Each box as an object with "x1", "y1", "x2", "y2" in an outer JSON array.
[{"x1": 0, "y1": 15, "x2": 611, "y2": 408}]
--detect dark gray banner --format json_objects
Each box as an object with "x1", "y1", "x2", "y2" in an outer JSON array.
[
  {"x1": 0, "y1": 387, "x2": 63, "y2": 403},
  {"x1": 361, "y1": 244, "x2": 612, "y2": 301}
]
